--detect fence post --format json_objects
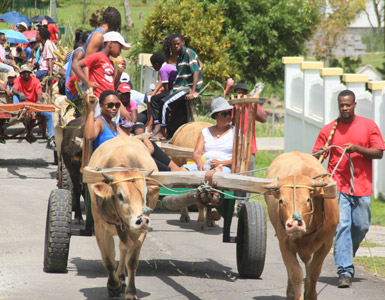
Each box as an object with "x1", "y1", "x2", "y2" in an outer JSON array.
[{"x1": 368, "y1": 81, "x2": 385, "y2": 196}]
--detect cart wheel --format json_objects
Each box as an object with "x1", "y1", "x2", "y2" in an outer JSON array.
[
  {"x1": 236, "y1": 201, "x2": 266, "y2": 278},
  {"x1": 53, "y1": 150, "x2": 58, "y2": 165},
  {"x1": 61, "y1": 162, "x2": 73, "y2": 191},
  {"x1": 44, "y1": 189, "x2": 72, "y2": 273}
]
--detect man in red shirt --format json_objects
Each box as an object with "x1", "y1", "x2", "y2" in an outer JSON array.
[
  {"x1": 12, "y1": 64, "x2": 55, "y2": 148},
  {"x1": 42, "y1": 19, "x2": 61, "y2": 44},
  {"x1": 313, "y1": 90, "x2": 385, "y2": 288},
  {"x1": 234, "y1": 83, "x2": 266, "y2": 213}
]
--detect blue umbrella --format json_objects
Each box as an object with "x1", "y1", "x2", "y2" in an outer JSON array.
[
  {"x1": 0, "y1": 12, "x2": 31, "y2": 27},
  {"x1": 0, "y1": 30, "x2": 29, "y2": 44}
]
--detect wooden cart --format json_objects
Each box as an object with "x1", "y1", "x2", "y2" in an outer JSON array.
[{"x1": 43, "y1": 96, "x2": 273, "y2": 279}]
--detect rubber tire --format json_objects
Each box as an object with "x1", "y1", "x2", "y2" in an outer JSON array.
[
  {"x1": 60, "y1": 162, "x2": 73, "y2": 192},
  {"x1": 44, "y1": 189, "x2": 72, "y2": 273},
  {"x1": 236, "y1": 201, "x2": 267, "y2": 278},
  {"x1": 53, "y1": 150, "x2": 58, "y2": 165}
]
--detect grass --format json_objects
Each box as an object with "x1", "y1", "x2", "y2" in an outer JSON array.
[
  {"x1": 361, "y1": 53, "x2": 385, "y2": 70},
  {"x1": 371, "y1": 193, "x2": 385, "y2": 226},
  {"x1": 56, "y1": 0, "x2": 157, "y2": 46},
  {"x1": 195, "y1": 115, "x2": 284, "y2": 138},
  {"x1": 354, "y1": 256, "x2": 385, "y2": 279}
]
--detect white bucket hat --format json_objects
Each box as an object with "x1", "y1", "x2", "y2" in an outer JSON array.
[
  {"x1": 210, "y1": 97, "x2": 233, "y2": 117},
  {"x1": 103, "y1": 31, "x2": 131, "y2": 50}
]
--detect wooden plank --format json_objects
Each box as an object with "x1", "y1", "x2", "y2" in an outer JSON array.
[
  {"x1": 82, "y1": 167, "x2": 276, "y2": 193},
  {"x1": 228, "y1": 97, "x2": 265, "y2": 105},
  {"x1": 157, "y1": 143, "x2": 194, "y2": 158}
]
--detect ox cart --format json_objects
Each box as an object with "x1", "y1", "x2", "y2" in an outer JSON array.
[
  {"x1": 0, "y1": 102, "x2": 55, "y2": 142},
  {"x1": 43, "y1": 96, "x2": 273, "y2": 280}
]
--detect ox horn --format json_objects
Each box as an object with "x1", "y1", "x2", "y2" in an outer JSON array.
[
  {"x1": 142, "y1": 169, "x2": 154, "y2": 178},
  {"x1": 102, "y1": 172, "x2": 114, "y2": 183},
  {"x1": 312, "y1": 180, "x2": 328, "y2": 188},
  {"x1": 263, "y1": 182, "x2": 279, "y2": 190}
]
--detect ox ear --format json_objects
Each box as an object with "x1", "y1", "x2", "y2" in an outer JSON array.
[
  {"x1": 91, "y1": 182, "x2": 113, "y2": 199},
  {"x1": 323, "y1": 181, "x2": 338, "y2": 199},
  {"x1": 90, "y1": 182, "x2": 117, "y2": 221}
]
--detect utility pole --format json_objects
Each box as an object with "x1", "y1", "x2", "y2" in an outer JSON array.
[{"x1": 50, "y1": 0, "x2": 57, "y2": 21}]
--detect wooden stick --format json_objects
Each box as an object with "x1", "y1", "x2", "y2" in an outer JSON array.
[
  {"x1": 82, "y1": 168, "x2": 276, "y2": 194},
  {"x1": 318, "y1": 118, "x2": 339, "y2": 163},
  {"x1": 231, "y1": 104, "x2": 241, "y2": 172}
]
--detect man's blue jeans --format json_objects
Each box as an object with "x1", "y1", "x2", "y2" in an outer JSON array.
[
  {"x1": 334, "y1": 191, "x2": 371, "y2": 277},
  {"x1": 13, "y1": 95, "x2": 54, "y2": 139},
  {"x1": 34, "y1": 70, "x2": 48, "y2": 82}
]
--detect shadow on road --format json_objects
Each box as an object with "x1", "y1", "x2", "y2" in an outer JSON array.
[
  {"x1": 74, "y1": 257, "x2": 237, "y2": 300},
  {"x1": 254, "y1": 296, "x2": 285, "y2": 300}
]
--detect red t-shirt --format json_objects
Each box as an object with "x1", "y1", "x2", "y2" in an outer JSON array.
[
  {"x1": 313, "y1": 116, "x2": 385, "y2": 196},
  {"x1": 82, "y1": 52, "x2": 115, "y2": 98},
  {"x1": 47, "y1": 24, "x2": 60, "y2": 43},
  {"x1": 13, "y1": 76, "x2": 43, "y2": 103}
]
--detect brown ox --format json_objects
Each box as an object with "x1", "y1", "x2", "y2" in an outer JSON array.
[
  {"x1": 87, "y1": 136, "x2": 160, "y2": 300},
  {"x1": 263, "y1": 151, "x2": 339, "y2": 300},
  {"x1": 170, "y1": 121, "x2": 221, "y2": 230}
]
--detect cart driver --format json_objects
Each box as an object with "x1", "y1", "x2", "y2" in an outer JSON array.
[{"x1": 12, "y1": 64, "x2": 55, "y2": 148}]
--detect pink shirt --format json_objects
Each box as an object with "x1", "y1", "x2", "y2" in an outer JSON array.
[
  {"x1": 39, "y1": 40, "x2": 57, "y2": 71},
  {"x1": 0, "y1": 44, "x2": 5, "y2": 61}
]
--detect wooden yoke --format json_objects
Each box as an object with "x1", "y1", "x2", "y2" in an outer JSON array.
[{"x1": 229, "y1": 95, "x2": 261, "y2": 175}]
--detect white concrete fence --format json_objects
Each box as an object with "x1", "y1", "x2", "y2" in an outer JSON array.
[{"x1": 283, "y1": 57, "x2": 385, "y2": 196}]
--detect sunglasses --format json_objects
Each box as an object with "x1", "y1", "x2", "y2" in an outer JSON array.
[
  {"x1": 105, "y1": 102, "x2": 121, "y2": 109},
  {"x1": 217, "y1": 110, "x2": 232, "y2": 117}
]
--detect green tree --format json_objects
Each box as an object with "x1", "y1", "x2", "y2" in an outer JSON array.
[
  {"x1": 133, "y1": 0, "x2": 234, "y2": 83},
  {"x1": 131, "y1": 0, "x2": 319, "y2": 85},
  {"x1": 216, "y1": 0, "x2": 319, "y2": 83}
]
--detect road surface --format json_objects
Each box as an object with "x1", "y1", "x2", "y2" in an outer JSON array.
[{"x1": 1, "y1": 133, "x2": 384, "y2": 300}]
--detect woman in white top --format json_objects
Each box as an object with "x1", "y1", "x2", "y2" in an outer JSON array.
[{"x1": 184, "y1": 97, "x2": 234, "y2": 173}]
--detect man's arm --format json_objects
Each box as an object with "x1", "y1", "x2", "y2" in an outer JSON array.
[
  {"x1": 344, "y1": 144, "x2": 383, "y2": 159},
  {"x1": 37, "y1": 93, "x2": 43, "y2": 103},
  {"x1": 72, "y1": 59, "x2": 98, "y2": 89}
]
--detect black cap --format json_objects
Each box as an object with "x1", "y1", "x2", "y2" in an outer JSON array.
[{"x1": 234, "y1": 83, "x2": 248, "y2": 92}]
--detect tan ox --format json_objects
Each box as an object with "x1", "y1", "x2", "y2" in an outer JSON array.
[
  {"x1": 263, "y1": 151, "x2": 339, "y2": 300},
  {"x1": 87, "y1": 136, "x2": 160, "y2": 300},
  {"x1": 170, "y1": 121, "x2": 222, "y2": 230}
]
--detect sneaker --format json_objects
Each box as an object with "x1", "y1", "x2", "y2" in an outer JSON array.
[
  {"x1": 338, "y1": 274, "x2": 352, "y2": 288},
  {"x1": 46, "y1": 137, "x2": 56, "y2": 150}
]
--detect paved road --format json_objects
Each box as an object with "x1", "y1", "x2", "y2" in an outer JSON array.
[{"x1": 1, "y1": 135, "x2": 385, "y2": 300}]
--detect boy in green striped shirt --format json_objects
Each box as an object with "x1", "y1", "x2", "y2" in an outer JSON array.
[{"x1": 151, "y1": 33, "x2": 203, "y2": 140}]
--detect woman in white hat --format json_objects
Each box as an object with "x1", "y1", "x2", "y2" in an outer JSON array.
[{"x1": 184, "y1": 97, "x2": 234, "y2": 173}]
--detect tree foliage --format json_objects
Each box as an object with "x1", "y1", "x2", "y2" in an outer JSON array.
[
  {"x1": 133, "y1": 0, "x2": 234, "y2": 83},
  {"x1": 131, "y1": 0, "x2": 319, "y2": 85}
]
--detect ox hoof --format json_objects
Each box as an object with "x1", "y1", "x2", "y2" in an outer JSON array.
[
  {"x1": 195, "y1": 222, "x2": 207, "y2": 231},
  {"x1": 206, "y1": 220, "x2": 216, "y2": 227},
  {"x1": 125, "y1": 296, "x2": 138, "y2": 300},
  {"x1": 210, "y1": 211, "x2": 221, "y2": 221},
  {"x1": 107, "y1": 283, "x2": 121, "y2": 299},
  {"x1": 180, "y1": 215, "x2": 191, "y2": 223}
]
